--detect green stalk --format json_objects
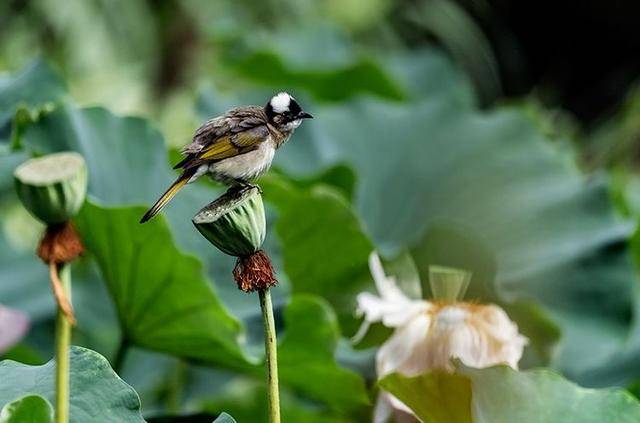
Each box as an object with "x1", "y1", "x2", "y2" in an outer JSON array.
[
  {"x1": 259, "y1": 289, "x2": 280, "y2": 423},
  {"x1": 55, "y1": 263, "x2": 72, "y2": 423}
]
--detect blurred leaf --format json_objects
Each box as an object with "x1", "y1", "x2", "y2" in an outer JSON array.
[
  {"x1": 0, "y1": 346, "x2": 144, "y2": 422},
  {"x1": 212, "y1": 412, "x2": 236, "y2": 423},
  {"x1": 219, "y1": 29, "x2": 404, "y2": 102},
  {"x1": 0, "y1": 152, "x2": 28, "y2": 192},
  {"x1": 0, "y1": 395, "x2": 53, "y2": 423},
  {"x1": 501, "y1": 301, "x2": 561, "y2": 368},
  {"x1": 75, "y1": 201, "x2": 253, "y2": 369},
  {"x1": 382, "y1": 249, "x2": 422, "y2": 300},
  {"x1": 0, "y1": 210, "x2": 52, "y2": 323},
  {"x1": 0, "y1": 60, "x2": 66, "y2": 146},
  {"x1": 0, "y1": 344, "x2": 44, "y2": 366},
  {"x1": 227, "y1": 52, "x2": 403, "y2": 102},
  {"x1": 20, "y1": 103, "x2": 174, "y2": 205},
  {"x1": 202, "y1": 379, "x2": 350, "y2": 423},
  {"x1": 459, "y1": 363, "x2": 640, "y2": 423},
  {"x1": 275, "y1": 164, "x2": 357, "y2": 202},
  {"x1": 278, "y1": 295, "x2": 369, "y2": 413},
  {"x1": 325, "y1": 0, "x2": 391, "y2": 31},
  {"x1": 407, "y1": 0, "x2": 501, "y2": 103},
  {"x1": 585, "y1": 84, "x2": 640, "y2": 170},
  {"x1": 261, "y1": 175, "x2": 373, "y2": 332},
  {"x1": 379, "y1": 371, "x2": 472, "y2": 423},
  {"x1": 382, "y1": 364, "x2": 640, "y2": 423}
]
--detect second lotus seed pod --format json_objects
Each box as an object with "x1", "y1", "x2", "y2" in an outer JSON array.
[
  {"x1": 14, "y1": 152, "x2": 88, "y2": 225},
  {"x1": 192, "y1": 187, "x2": 266, "y2": 257}
]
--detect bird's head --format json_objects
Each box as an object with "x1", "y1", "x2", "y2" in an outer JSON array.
[{"x1": 265, "y1": 92, "x2": 313, "y2": 131}]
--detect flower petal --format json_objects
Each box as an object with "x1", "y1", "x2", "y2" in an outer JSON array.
[
  {"x1": 376, "y1": 313, "x2": 431, "y2": 377},
  {"x1": 369, "y1": 252, "x2": 409, "y2": 303},
  {"x1": 356, "y1": 253, "x2": 431, "y2": 332}
]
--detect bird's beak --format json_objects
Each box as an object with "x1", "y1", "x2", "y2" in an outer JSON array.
[{"x1": 298, "y1": 111, "x2": 314, "y2": 119}]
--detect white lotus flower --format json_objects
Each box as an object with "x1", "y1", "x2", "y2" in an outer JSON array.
[{"x1": 356, "y1": 253, "x2": 528, "y2": 423}]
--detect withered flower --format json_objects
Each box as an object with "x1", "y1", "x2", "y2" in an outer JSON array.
[{"x1": 357, "y1": 253, "x2": 527, "y2": 423}]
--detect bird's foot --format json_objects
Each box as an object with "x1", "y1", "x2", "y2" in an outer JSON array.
[
  {"x1": 231, "y1": 181, "x2": 262, "y2": 195},
  {"x1": 251, "y1": 183, "x2": 263, "y2": 194}
]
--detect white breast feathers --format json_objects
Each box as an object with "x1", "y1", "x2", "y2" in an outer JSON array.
[{"x1": 209, "y1": 141, "x2": 276, "y2": 184}]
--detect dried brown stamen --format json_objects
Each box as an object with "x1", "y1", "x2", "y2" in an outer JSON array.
[
  {"x1": 233, "y1": 250, "x2": 278, "y2": 293},
  {"x1": 37, "y1": 222, "x2": 84, "y2": 264}
]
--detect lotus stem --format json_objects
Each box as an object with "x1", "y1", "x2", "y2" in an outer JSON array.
[
  {"x1": 54, "y1": 263, "x2": 72, "y2": 423},
  {"x1": 193, "y1": 186, "x2": 281, "y2": 420},
  {"x1": 259, "y1": 288, "x2": 280, "y2": 423},
  {"x1": 49, "y1": 261, "x2": 76, "y2": 325}
]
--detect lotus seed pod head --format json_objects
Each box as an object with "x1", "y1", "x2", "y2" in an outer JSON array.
[
  {"x1": 429, "y1": 265, "x2": 472, "y2": 303},
  {"x1": 192, "y1": 187, "x2": 266, "y2": 257},
  {"x1": 14, "y1": 152, "x2": 88, "y2": 224}
]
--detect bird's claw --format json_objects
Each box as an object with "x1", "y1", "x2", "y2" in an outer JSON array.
[{"x1": 232, "y1": 182, "x2": 262, "y2": 195}]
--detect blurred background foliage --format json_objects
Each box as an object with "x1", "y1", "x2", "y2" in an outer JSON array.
[{"x1": 2, "y1": 0, "x2": 640, "y2": 421}]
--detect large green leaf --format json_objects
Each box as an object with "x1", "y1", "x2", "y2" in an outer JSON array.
[
  {"x1": 75, "y1": 201, "x2": 253, "y2": 369},
  {"x1": 75, "y1": 202, "x2": 367, "y2": 410},
  {"x1": 278, "y1": 295, "x2": 369, "y2": 413},
  {"x1": 261, "y1": 175, "x2": 373, "y2": 331},
  {"x1": 199, "y1": 295, "x2": 368, "y2": 419},
  {"x1": 381, "y1": 365, "x2": 640, "y2": 423},
  {"x1": 0, "y1": 346, "x2": 144, "y2": 422},
  {"x1": 379, "y1": 371, "x2": 471, "y2": 423},
  {"x1": 0, "y1": 395, "x2": 53, "y2": 423},
  {"x1": 20, "y1": 103, "x2": 174, "y2": 205}
]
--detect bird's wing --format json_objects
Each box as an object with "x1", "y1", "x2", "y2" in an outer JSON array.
[{"x1": 174, "y1": 123, "x2": 270, "y2": 170}]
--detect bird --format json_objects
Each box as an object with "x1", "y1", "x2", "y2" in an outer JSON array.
[{"x1": 140, "y1": 92, "x2": 313, "y2": 223}]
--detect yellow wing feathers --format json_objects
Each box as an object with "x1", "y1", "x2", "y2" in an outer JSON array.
[
  {"x1": 139, "y1": 170, "x2": 193, "y2": 223},
  {"x1": 199, "y1": 137, "x2": 242, "y2": 161},
  {"x1": 201, "y1": 132, "x2": 264, "y2": 160}
]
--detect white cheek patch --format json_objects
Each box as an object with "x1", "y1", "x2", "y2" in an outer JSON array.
[
  {"x1": 282, "y1": 119, "x2": 302, "y2": 131},
  {"x1": 270, "y1": 92, "x2": 291, "y2": 113}
]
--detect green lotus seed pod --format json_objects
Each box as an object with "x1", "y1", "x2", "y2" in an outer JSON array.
[
  {"x1": 193, "y1": 187, "x2": 266, "y2": 257},
  {"x1": 14, "y1": 152, "x2": 88, "y2": 225},
  {"x1": 429, "y1": 265, "x2": 472, "y2": 303}
]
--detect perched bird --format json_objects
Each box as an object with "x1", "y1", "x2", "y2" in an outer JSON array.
[{"x1": 140, "y1": 92, "x2": 312, "y2": 223}]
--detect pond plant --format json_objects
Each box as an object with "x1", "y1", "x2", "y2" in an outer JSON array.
[
  {"x1": 193, "y1": 186, "x2": 280, "y2": 422},
  {"x1": 13, "y1": 152, "x2": 87, "y2": 423}
]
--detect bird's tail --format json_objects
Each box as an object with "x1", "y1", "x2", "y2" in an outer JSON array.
[{"x1": 140, "y1": 169, "x2": 195, "y2": 223}]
